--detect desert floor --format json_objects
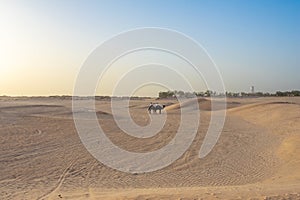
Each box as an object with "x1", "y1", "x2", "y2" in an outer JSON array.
[{"x1": 0, "y1": 96, "x2": 299, "y2": 199}]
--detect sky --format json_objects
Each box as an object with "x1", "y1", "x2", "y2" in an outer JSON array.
[{"x1": 0, "y1": 0, "x2": 299, "y2": 96}]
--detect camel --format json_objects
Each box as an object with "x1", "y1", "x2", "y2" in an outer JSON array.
[{"x1": 148, "y1": 103, "x2": 165, "y2": 114}]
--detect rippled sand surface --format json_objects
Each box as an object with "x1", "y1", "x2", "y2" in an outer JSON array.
[{"x1": 0, "y1": 97, "x2": 299, "y2": 199}]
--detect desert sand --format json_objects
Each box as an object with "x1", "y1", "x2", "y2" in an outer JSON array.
[{"x1": 0, "y1": 96, "x2": 299, "y2": 199}]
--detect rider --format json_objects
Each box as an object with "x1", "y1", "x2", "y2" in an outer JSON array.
[{"x1": 148, "y1": 102, "x2": 153, "y2": 113}]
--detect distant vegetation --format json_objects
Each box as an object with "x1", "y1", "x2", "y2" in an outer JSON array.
[
  {"x1": 1, "y1": 90, "x2": 299, "y2": 99},
  {"x1": 158, "y1": 90, "x2": 300, "y2": 98}
]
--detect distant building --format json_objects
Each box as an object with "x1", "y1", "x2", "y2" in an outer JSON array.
[{"x1": 250, "y1": 86, "x2": 255, "y2": 94}]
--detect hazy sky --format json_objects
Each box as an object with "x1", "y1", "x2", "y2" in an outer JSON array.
[{"x1": 0, "y1": 0, "x2": 299, "y2": 96}]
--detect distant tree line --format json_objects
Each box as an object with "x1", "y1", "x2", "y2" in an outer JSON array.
[
  {"x1": 158, "y1": 90, "x2": 300, "y2": 98},
  {"x1": 158, "y1": 90, "x2": 221, "y2": 98},
  {"x1": 274, "y1": 90, "x2": 300, "y2": 96}
]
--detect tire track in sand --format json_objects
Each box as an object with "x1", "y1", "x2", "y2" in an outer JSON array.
[{"x1": 37, "y1": 158, "x2": 76, "y2": 200}]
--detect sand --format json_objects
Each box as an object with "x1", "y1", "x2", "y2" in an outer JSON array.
[{"x1": 0, "y1": 97, "x2": 299, "y2": 199}]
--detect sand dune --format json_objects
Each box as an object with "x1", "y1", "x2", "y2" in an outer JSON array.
[
  {"x1": 164, "y1": 98, "x2": 242, "y2": 111},
  {"x1": 0, "y1": 97, "x2": 299, "y2": 199},
  {"x1": 229, "y1": 99, "x2": 300, "y2": 187}
]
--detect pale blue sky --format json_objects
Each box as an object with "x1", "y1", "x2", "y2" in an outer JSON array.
[{"x1": 0, "y1": 0, "x2": 299, "y2": 96}]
